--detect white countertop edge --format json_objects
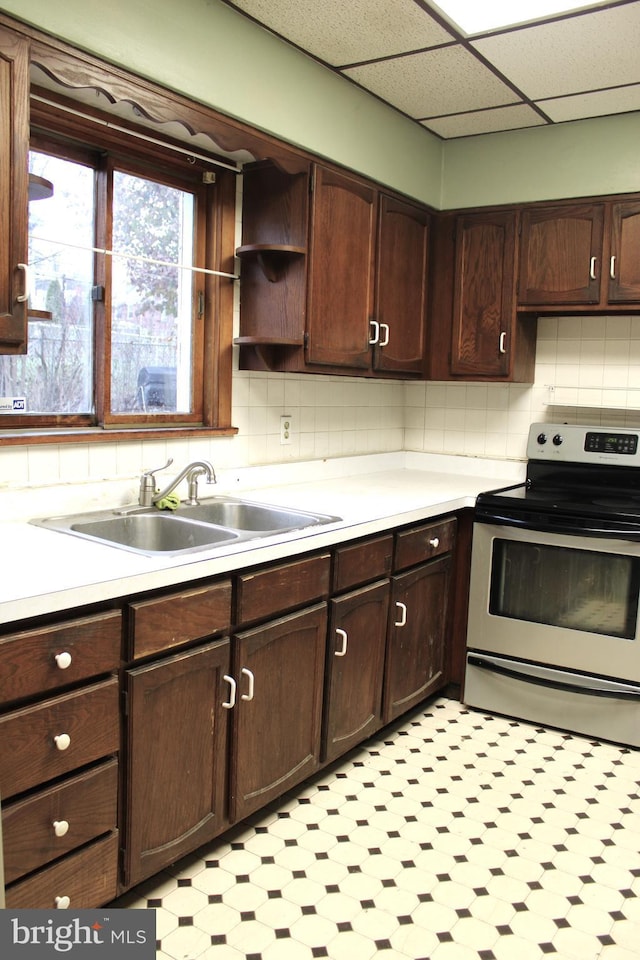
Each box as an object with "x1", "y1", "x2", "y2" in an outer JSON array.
[{"x1": 0, "y1": 452, "x2": 525, "y2": 625}]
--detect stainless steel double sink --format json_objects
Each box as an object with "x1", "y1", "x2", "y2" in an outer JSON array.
[{"x1": 32, "y1": 497, "x2": 341, "y2": 556}]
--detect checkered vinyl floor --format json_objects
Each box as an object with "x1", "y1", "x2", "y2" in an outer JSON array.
[{"x1": 113, "y1": 698, "x2": 640, "y2": 959}]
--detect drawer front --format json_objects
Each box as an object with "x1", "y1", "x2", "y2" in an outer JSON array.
[
  {"x1": 0, "y1": 678, "x2": 119, "y2": 800},
  {"x1": 333, "y1": 534, "x2": 393, "y2": 592},
  {"x1": 129, "y1": 578, "x2": 232, "y2": 659},
  {"x1": 5, "y1": 831, "x2": 119, "y2": 909},
  {"x1": 236, "y1": 553, "x2": 331, "y2": 625},
  {"x1": 0, "y1": 610, "x2": 122, "y2": 705},
  {"x1": 2, "y1": 758, "x2": 118, "y2": 884},
  {"x1": 394, "y1": 517, "x2": 457, "y2": 571}
]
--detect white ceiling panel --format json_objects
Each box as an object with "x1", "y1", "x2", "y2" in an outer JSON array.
[
  {"x1": 344, "y1": 46, "x2": 520, "y2": 119},
  {"x1": 226, "y1": 0, "x2": 454, "y2": 66},
  {"x1": 221, "y1": 0, "x2": 640, "y2": 139},
  {"x1": 472, "y1": 4, "x2": 640, "y2": 100},
  {"x1": 540, "y1": 84, "x2": 640, "y2": 122},
  {"x1": 425, "y1": 104, "x2": 547, "y2": 139}
]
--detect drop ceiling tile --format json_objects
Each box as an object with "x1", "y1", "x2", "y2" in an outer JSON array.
[
  {"x1": 540, "y1": 84, "x2": 640, "y2": 122},
  {"x1": 472, "y1": 3, "x2": 640, "y2": 100},
  {"x1": 226, "y1": 0, "x2": 454, "y2": 66},
  {"x1": 424, "y1": 104, "x2": 547, "y2": 139},
  {"x1": 344, "y1": 45, "x2": 520, "y2": 119}
]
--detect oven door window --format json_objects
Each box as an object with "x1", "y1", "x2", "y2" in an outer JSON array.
[{"x1": 489, "y1": 539, "x2": 640, "y2": 639}]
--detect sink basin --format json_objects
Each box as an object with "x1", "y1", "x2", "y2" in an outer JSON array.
[
  {"x1": 178, "y1": 497, "x2": 337, "y2": 533},
  {"x1": 69, "y1": 513, "x2": 239, "y2": 555},
  {"x1": 31, "y1": 497, "x2": 341, "y2": 556}
]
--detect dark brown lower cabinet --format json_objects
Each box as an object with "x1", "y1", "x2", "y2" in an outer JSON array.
[
  {"x1": 322, "y1": 580, "x2": 389, "y2": 762},
  {"x1": 229, "y1": 603, "x2": 327, "y2": 822},
  {"x1": 124, "y1": 639, "x2": 231, "y2": 888},
  {"x1": 384, "y1": 555, "x2": 451, "y2": 722}
]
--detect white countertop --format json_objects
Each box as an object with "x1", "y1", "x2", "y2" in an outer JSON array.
[{"x1": 0, "y1": 452, "x2": 524, "y2": 625}]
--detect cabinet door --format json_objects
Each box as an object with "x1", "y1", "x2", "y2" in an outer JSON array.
[
  {"x1": 519, "y1": 204, "x2": 604, "y2": 305},
  {"x1": 384, "y1": 556, "x2": 451, "y2": 723},
  {"x1": 374, "y1": 195, "x2": 429, "y2": 375},
  {"x1": 124, "y1": 639, "x2": 230, "y2": 888},
  {"x1": 230, "y1": 604, "x2": 327, "y2": 821},
  {"x1": 306, "y1": 166, "x2": 376, "y2": 369},
  {"x1": 0, "y1": 26, "x2": 29, "y2": 353},
  {"x1": 451, "y1": 211, "x2": 516, "y2": 377},
  {"x1": 608, "y1": 201, "x2": 640, "y2": 303},
  {"x1": 323, "y1": 581, "x2": 389, "y2": 763}
]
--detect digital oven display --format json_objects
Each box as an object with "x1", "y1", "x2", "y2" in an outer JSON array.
[{"x1": 585, "y1": 431, "x2": 638, "y2": 455}]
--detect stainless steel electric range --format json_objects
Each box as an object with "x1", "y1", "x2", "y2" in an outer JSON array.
[{"x1": 465, "y1": 422, "x2": 640, "y2": 748}]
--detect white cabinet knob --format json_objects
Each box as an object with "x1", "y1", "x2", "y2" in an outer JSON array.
[
  {"x1": 53, "y1": 820, "x2": 70, "y2": 837},
  {"x1": 429, "y1": 537, "x2": 440, "y2": 548},
  {"x1": 54, "y1": 652, "x2": 72, "y2": 670},
  {"x1": 55, "y1": 895, "x2": 71, "y2": 909},
  {"x1": 54, "y1": 733, "x2": 71, "y2": 751}
]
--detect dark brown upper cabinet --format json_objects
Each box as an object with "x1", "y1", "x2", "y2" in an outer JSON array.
[
  {"x1": 374, "y1": 194, "x2": 429, "y2": 376},
  {"x1": 0, "y1": 26, "x2": 29, "y2": 354},
  {"x1": 235, "y1": 161, "x2": 430, "y2": 378},
  {"x1": 429, "y1": 210, "x2": 536, "y2": 382},
  {"x1": 518, "y1": 199, "x2": 640, "y2": 308}
]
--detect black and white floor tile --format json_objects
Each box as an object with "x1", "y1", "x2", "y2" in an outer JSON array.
[{"x1": 113, "y1": 698, "x2": 640, "y2": 959}]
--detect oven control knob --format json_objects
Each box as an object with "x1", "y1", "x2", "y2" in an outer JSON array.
[
  {"x1": 537, "y1": 433, "x2": 547, "y2": 444},
  {"x1": 553, "y1": 433, "x2": 564, "y2": 446}
]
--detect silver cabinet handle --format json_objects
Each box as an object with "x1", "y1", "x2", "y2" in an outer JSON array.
[
  {"x1": 499, "y1": 332, "x2": 507, "y2": 354},
  {"x1": 335, "y1": 628, "x2": 348, "y2": 657},
  {"x1": 429, "y1": 537, "x2": 440, "y2": 548},
  {"x1": 241, "y1": 667, "x2": 255, "y2": 701},
  {"x1": 590, "y1": 256, "x2": 597, "y2": 280},
  {"x1": 610, "y1": 255, "x2": 617, "y2": 279},
  {"x1": 222, "y1": 674, "x2": 236, "y2": 709},
  {"x1": 16, "y1": 262, "x2": 29, "y2": 302},
  {"x1": 369, "y1": 319, "x2": 379, "y2": 345},
  {"x1": 394, "y1": 601, "x2": 407, "y2": 627},
  {"x1": 378, "y1": 323, "x2": 389, "y2": 347}
]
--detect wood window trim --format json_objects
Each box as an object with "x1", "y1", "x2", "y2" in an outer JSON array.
[{"x1": 0, "y1": 12, "x2": 311, "y2": 446}]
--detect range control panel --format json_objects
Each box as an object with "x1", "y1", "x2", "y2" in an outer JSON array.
[
  {"x1": 527, "y1": 422, "x2": 640, "y2": 465},
  {"x1": 585, "y1": 431, "x2": 638, "y2": 455}
]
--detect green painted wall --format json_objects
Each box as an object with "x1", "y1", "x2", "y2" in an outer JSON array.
[
  {"x1": 2, "y1": 0, "x2": 639, "y2": 209},
  {"x1": 0, "y1": 0, "x2": 443, "y2": 206},
  {"x1": 442, "y1": 112, "x2": 640, "y2": 209}
]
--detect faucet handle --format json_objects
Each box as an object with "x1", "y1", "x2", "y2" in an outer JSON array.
[
  {"x1": 139, "y1": 457, "x2": 174, "y2": 506},
  {"x1": 141, "y1": 457, "x2": 174, "y2": 479}
]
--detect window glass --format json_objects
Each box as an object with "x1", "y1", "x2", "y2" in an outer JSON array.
[
  {"x1": 110, "y1": 171, "x2": 195, "y2": 416},
  {"x1": 0, "y1": 152, "x2": 94, "y2": 414}
]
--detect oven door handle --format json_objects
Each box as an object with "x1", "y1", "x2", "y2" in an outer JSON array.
[
  {"x1": 478, "y1": 512, "x2": 640, "y2": 541},
  {"x1": 467, "y1": 654, "x2": 640, "y2": 702}
]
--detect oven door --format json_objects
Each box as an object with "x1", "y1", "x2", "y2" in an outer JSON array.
[
  {"x1": 464, "y1": 520, "x2": 640, "y2": 746},
  {"x1": 467, "y1": 520, "x2": 640, "y2": 677}
]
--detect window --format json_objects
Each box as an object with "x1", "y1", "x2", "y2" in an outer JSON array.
[{"x1": 0, "y1": 94, "x2": 237, "y2": 439}]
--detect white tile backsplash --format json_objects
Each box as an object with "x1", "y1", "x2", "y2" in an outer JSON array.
[{"x1": 2, "y1": 314, "x2": 640, "y2": 509}]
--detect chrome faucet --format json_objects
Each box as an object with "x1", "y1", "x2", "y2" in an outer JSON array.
[{"x1": 139, "y1": 458, "x2": 217, "y2": 507}]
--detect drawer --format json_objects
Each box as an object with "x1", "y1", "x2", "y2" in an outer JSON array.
[
  {"x1": 333, "y1": 534, "x2": 393, "y2": 592},
  {"x1": 129, "y1": 578, "x2": 232, "y2": 659},
  {"x1": 2, "y1": 758, "x2": 118, "y2": 884},
  {"x1": 394, "y1": 517, "x2": 457, "y2": 571},
  {"x1": 237, "y1": 553, "x2": 331, "y2": 624},
  {"x1": 0, "y1": 677, "x2": 119, "y2": 800},
  {"x1": 0, "y1": 610, "x2": 121, "y2": 705},
  {"x1": 5, "y1": 831, "x2": 119, "y2": 909}
]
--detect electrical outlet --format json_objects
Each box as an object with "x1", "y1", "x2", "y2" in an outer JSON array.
[{"x1": 280, "y1": 415, "x2": 292, "y2": 445}]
